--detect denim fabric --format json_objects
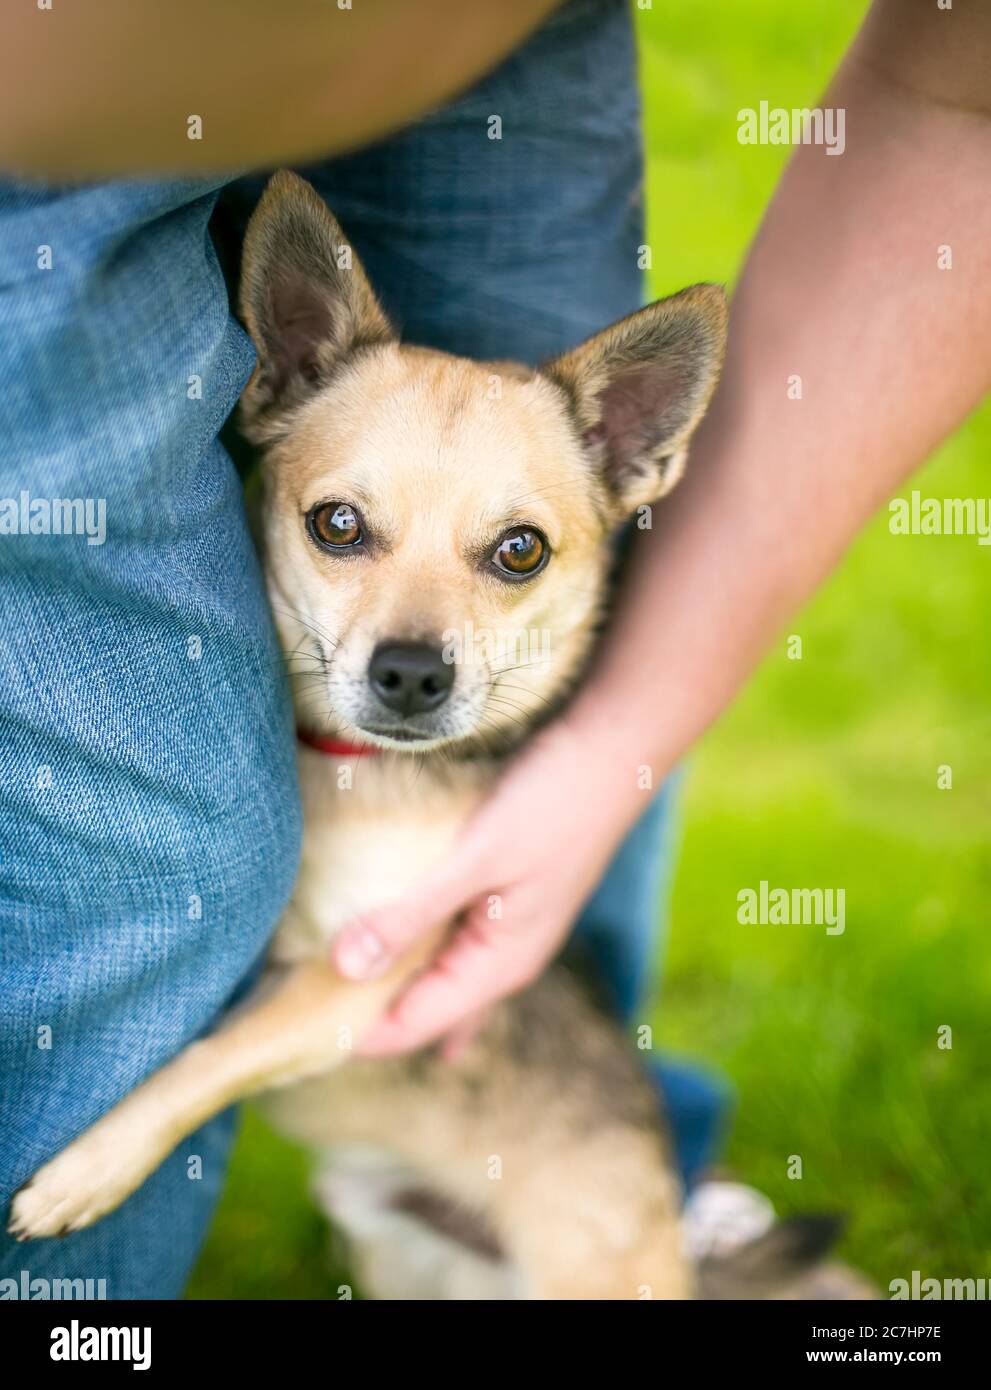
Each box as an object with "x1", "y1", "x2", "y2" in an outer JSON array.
[
  {"x1": 219, "y1": 0, "x2": 646, "y2": 364},
  {"x1": 571, "y1": 780, "x2": 732, "y2": 1187},
  {"x1": 0, "y1": 178, "x2": 302, "y2": 1296},
  {"x1": 0, "y1": 0, "x2": 724, "y2": 1298}
]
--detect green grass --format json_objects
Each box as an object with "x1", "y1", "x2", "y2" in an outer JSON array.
[
  {"x1": 189, "y1": 0, "x2": 990, "y2": 1296},
  {"x1": 187, "y1": 1109, "x2": 352, "y2": 1300},
  {"x1": 635, "y1": 0, "x2": 991, "y2": 1288}
]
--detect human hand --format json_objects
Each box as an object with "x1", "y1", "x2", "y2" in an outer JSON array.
[{"x1": 332, "y1": 716, "x2": 647, "y2": 1056}]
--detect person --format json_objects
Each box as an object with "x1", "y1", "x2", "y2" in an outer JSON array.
[{"x1": 1, "y1": 0, "x2": 988, "y2": 1298}]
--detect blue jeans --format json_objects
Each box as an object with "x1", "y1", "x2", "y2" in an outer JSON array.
[{"x1": 0, "y1": 0, "x2": 726, "y2": 1299}]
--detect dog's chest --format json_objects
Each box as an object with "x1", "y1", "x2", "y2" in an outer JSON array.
[{"x1": 269, "y1": 749, "x2": 491, "y2": 963}]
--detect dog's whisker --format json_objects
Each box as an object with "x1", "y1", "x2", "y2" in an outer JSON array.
[
  {"x1": 271, "y1": 603, "x2": 342, "y2": 653},
  {"x1": 482, "y1": 702, "x2": 530, "y2": 732},
  {"x1": 492, "y1": 681, "x2": 555, "y2": 711},
  {"x1": 286, "y1": 666, "x2": 320, "y2": 683},
  {"x1": 485, "y1": 690, "x2": 535, "y2": 714},
  {"x1": 284, "y1": 656, "x2": 328, "y2": 673},
  {"x1": 488, "y1": 658, "x2": 551, "y2": 678}
]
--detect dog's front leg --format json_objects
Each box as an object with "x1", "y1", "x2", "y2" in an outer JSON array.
[{"x1": 8, "y1": 937, "x2": 440, "y2": 1240}]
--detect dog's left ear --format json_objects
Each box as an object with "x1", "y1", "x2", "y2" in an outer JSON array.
[
  {"x1": 239, "y1": 170, "x2": 394, "y2": 440},
  {"x1": 543, "y1": 284, "x2": 727, "y2": 515}
]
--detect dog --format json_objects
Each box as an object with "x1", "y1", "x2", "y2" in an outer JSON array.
[{"x1": 9, "y1": 172, "x2": 841, "y2": 1299}]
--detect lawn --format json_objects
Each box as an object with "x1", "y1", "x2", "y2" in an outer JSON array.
[{"x1": 188, "y1": 0, "x2": 990, "y2": 1297}]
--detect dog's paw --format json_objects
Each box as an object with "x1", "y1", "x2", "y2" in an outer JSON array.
[{"x1": 7, "y1": 1133, "x2": 162, "y2": 1240}]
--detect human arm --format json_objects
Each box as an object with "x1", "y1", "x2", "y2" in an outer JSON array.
[
  {"x1": 335, "y1": 0, "x2": 991, "y2": 1052},
  {"x1": 0, "y1": 0, "x2": 560, "y2": 177}
]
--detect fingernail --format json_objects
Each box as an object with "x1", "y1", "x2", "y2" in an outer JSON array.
[{"x1": 335, "y1": 927, "x2": 389, "y2": 980}]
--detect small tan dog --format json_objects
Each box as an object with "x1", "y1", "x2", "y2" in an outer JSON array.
[{"x1": 9, "y1": 173, "x2": 836, "y2": 1299}]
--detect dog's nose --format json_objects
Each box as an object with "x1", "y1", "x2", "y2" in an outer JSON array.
[{"x1": 368, "y1": 641, "x2": 454, "y2": 716}]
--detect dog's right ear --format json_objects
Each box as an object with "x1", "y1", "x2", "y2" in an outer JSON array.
[{"x1": 238, "y1": 170, "x2": 394, "y2": 440}]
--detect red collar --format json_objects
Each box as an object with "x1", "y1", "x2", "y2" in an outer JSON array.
[{"x1": 296, "y1": 728, "x2": 379, "y2": 758}]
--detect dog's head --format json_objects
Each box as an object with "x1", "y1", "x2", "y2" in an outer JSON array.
[{"x1": 239, "y1": 171, "x2": 726, "y2": 755}]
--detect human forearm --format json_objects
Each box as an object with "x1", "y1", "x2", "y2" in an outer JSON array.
[
  {"x1": 0, "y1": 0, "x2": 559, "y2": 177},
  {"x1": 564, "y1": 5, "x2": 991, "y2": 785},
  {"x1": 330, "y1": 0, "x2": 991, "y2": 1051}
]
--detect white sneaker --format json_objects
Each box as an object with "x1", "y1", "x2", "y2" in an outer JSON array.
[{"x1": 682, "y1": 1180, "x2": 776, "y2": 1263}]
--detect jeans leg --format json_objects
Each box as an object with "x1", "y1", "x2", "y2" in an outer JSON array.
[
  {"x1": 0, "y1": 177, "x2": 301, "y2": 1297},
  {"x1": 572, "y1": 779, "x2": 732, "y2": 1188}
]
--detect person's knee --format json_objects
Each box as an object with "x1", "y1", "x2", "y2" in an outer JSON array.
[{"x1": 0, "y1": 729, "x2": 301, "y2": 1195}]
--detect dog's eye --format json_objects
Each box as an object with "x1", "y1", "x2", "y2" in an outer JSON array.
[
  {"x1": 492, "y1": 527, "x2": 547, "y2": 578},
  {"x1": 309, "y1": 502, "x2": 362, "y2": 549}
]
